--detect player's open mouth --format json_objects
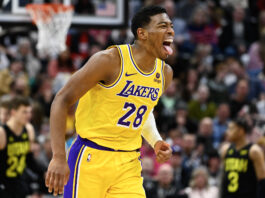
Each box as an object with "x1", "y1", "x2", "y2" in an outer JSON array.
[{"x1": 163, "y1": 39, "x2": 173, "y2": 55}]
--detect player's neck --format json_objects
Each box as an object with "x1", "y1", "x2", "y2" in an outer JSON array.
[
  {"x1": 234, "y1": 136, "x2": 248, "y2": 150},
  {"x1": 131, "y1": 42, "x2": 156, "y2": 73},
  {"x1": 6, "y1": 118, "x2": 24, "y2": 136}
]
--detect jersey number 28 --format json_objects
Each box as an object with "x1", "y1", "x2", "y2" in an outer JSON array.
[{"x1": 117, "y1": 102, "x2": 147, "y2": 128}]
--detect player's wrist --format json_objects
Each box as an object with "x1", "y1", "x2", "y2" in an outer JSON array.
[
  {"x1": 154, "y1": 140, "x2": 163, "y2": 148},
  {"x1": 52, "y1": 153, "x2": 66, "y2": 160}
]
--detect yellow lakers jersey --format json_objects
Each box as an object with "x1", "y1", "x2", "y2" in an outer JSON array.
[{"x1": 75, "y1": 44, "x2": 165, "y2": 150}]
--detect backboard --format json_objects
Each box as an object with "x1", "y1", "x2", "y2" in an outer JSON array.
[{"x1": 0, "y1": 0, "x2": 128, "y2": 28}]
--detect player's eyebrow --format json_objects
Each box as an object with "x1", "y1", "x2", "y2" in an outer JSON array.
[{"x1": 157, "y1": 21, "x2": 173, "y2": 26}]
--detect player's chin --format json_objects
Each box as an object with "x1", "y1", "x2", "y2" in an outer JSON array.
[
  {"x1": 159, "y1": 50, "x2": 169, "y2": 60},
  {"x1": 227, "y1": 136, "x2": 234, "y2": 143},
  {"x1": 21, "y1": 120, "x2": 28, "y2": 125}
]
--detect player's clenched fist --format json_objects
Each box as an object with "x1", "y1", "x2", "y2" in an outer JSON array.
[
  {"x1": 154, "y1": 140, "x2": 172, "y2": 163},
  {"x1": 45, "y1": 156, "x2": 70, "y2": 196}
]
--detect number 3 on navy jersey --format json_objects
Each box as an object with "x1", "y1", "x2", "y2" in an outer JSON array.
[{"x1": 117, "y1": 102, "x2": 147, "y2": 128}]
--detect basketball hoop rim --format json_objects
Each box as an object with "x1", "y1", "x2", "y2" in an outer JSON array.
[
  {"x1": 26, "y1": 3, "x2": 74, "y2": 24},
  {"x1": 26, "y1": 3, "x2": 74, "y2": 13}
]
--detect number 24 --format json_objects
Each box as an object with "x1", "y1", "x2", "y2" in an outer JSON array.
[{"x1": 117, "y1": 102, "x2": 147, "y2": 128}]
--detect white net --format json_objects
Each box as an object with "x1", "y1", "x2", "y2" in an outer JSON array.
[{"x1": 26, "y1": 4, "x2": 73, "y2": 56}]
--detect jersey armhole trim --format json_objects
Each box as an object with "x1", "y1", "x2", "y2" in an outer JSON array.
[
  {"x1": 127, "y1": 44, "x2": 157, "y2": 76},
  {"x1": 98, "y1": 45, "x2": 124, "y2": 88},
  {"x1": 161, "y1": 61, "x2": 165, "y2": 93}
]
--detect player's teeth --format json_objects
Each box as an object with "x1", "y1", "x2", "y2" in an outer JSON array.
[{"x1": 164, "y1": 39, "x2": 173, "y2": 43}]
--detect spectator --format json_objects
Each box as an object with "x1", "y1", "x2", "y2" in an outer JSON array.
[
  {"x1": 142, "y1": 157, "x2": 155, "y2": 180},
  {"x1": 184, "y1": 166, "x2": 219, "y2": 198},
  {"x1": 166, "y1": 128, "x2": 183, "y2": 147},
  {"x1": 181, "y1": 134, "x2": 199, "y2": 187},
  {"x1": 174, "y1": 101, "x2": 198, "y2": 134},
  {"x1": 16, "y1": 38, "x2": 41, "y2": 80},
  {"x1": 247, "y1": 28, "x2": 265, "y2": 73},
  {"x1": 0, "y1": 46, "x2": 9, "y2": 70},
  {"x1": 190, "y1": 44, "x2": 213, "y2": 83},
  {"x1": 188, "y1": 7, "x2": 218, "y2": 49},
  {"x1": 35, "y1": 76, "x2": 54, "y2": 118},
  {"x1": 207, "y1": 150, "x2": 221, "y2": 187},
  {"x1": 155, "y1": 80, "x2": 179, "y2": 132},
  {"x1": 226, "y1": 58, "x2": 265, "y2": 101},
  {"x1": 229, "y1": 78, "x2": 257, "y2": 118},
  {"x1": 188, "y1": 85, "x2": 217, "y2": 121},
  {"x1": 170, "y1": 145, "x2": 183, "y2": 187},
  {"x1": 176, "y1": 0, "x2": 202, "y2": 21},
  {"x1": 163, "y1": 0, "x2": 190, "y2": 46},
  {"x1": 256, "y1": 93, "x2": 265, "y2": 120},
  {"x1": 197, "y1": 117, "x2": 215, "y2": 155},
  {"x1": 145, "y1": 164, "x2": 184, "y2": 198},
  {"x1": 181, "y1": 69, "x2": 199, "y2": 101},
  {"x1": 48, "y1": 49, "x2": 75, "y2": 78},
  {"x1": 207, "y1": 62, "x2": 230, "y2": 104},
  {"x1": 212, "y1": 103, "x2": 230, "y2": 148},
  {"x1": 107, "y1": 28, "x2": 134, "y2": 46},
  {"x1": 219, "y1": 6, "x2": 258, "y2": 56}
]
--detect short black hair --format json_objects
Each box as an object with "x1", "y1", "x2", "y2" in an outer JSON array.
[
  {"x1": 0, "y1": 99, "x2": 11, "y2": 109},
  {"x1": 131, "y1": 5, "x2": 167, "y2": 39},
  {"x1": 10, "y1": 96, "x2": 30, "y2": 110},
  {"x1": 233, "y1": 117, "x2": 251, "y2": 133}
]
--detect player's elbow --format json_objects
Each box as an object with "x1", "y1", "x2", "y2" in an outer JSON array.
[{"x1": 52, "y1": 90, "x2": 73, "y2": 109}]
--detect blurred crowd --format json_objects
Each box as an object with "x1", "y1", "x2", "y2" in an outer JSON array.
[{"x1": 0, "y1": 0, "x2": 265, "y2": 197}]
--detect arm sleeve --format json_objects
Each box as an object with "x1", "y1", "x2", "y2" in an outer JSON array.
[{"x1": 141, "y1": 110, "x2": 162, "y2": 148}]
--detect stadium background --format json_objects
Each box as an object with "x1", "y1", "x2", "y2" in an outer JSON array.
[{"x1": 0, "y1": 0, "x2": 265, "y2": 197}]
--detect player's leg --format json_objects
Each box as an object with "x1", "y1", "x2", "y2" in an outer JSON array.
[
  {"x1": 64, "y1": 139, "x2": 109, "y2": 198},
  {"x1": 105, "y1": 152, "x2": 146, "y2": 198}
]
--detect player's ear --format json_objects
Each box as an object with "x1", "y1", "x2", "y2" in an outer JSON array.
[{"x1": 137, "y1": 28, "x2": 147, "y2": 40}]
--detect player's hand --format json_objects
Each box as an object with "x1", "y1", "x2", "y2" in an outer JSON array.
[
  {"x1": 154, "y1": 140, "x2": 172, "y2": 163},
  {"x1": 45, "y1": 156, "x2": 70, "y2": 196}
]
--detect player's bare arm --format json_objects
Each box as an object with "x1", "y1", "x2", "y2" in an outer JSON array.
[
  {"x1": 26, "y1": 123, "x2": 35, "y2": 151},
  {"x1": 250, "y1": 144, "x2": 265, "y2": 180},
  {"x1": 153, "y1": 63, "x2": 173, "y2": 163},
  {"x1": 45, "y1": 47, "x2": 121, "y2": 196},
  {"x1": 0, "y1": 127, "x2": 6, "y2": 150},
  {"x1": 250, "y1": 144, "x2": 265, "y2": 198},
  {"x1": 26, "y1": 123, "x2": 35, "y2": 142},
  {"x1": 220, "y1": 143, "x2": 230, "y2": 160}
]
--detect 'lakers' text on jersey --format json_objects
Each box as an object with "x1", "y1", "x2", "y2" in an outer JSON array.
[
  {"x1": 221, "y1": 144, "x2": 257, "y2": 198},
  {"x1": 0, "y1": 125, "x2": 30, "y2": 182},
  {"x1": 75, "y1": 44, "x2": 165, "y2": 150}
]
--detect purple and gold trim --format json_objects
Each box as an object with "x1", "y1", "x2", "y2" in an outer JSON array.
[
  {"x1": 127, "y1": 44, "x2": 157, "y2": 76},
  {"x1": 98, "y1": 45, "x2": 124, "y2": 88},
  {"x1": 161, "y1": 61, "x2": 165, "y2": 93}
]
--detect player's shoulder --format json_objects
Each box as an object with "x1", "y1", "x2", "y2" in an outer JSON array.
[
  {"x1": 163, "y1": 63, "x2": 173, "y2": 91},
  {"x1": 92, "y1": 47, "x2": 120, "y2": 65},
  {"x1": 220, "y1": 142, "x2": 231, "y2": 159},
  {"x1": 25, "y1": 123, "x2": 35, "y2": 142},
  {"x1": 249, "y1": 144, "x2": 263, "y2": 160},
  {"x1": 0, "y1": 126, "x2": 6, "y2": 135},
  {"x1": 163, "y1": 63, "x2": 173, "y2": 76},
  {"x1": 0, "y1": 126, "x2": 7, "y2": 150}
]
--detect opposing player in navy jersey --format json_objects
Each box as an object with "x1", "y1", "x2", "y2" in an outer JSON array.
[{"x1": 221, "y1": 117, "x2": 265, "y2": 198}]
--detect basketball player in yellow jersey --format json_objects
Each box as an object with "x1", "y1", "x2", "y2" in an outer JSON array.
[{"x1": 46, "y1": 5, "x2": 174, "y2": 198}]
